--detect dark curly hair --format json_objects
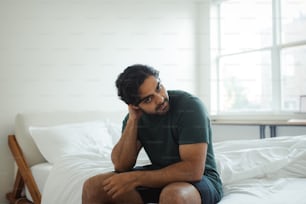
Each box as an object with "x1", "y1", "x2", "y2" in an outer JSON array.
[{"x1": 115, "y1": 64, "x2": 159, "y2": 105}]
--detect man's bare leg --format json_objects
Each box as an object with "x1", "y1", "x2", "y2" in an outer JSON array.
[
  {"x1": 82, "y1": 172, "x2": 143, "y2": 204},
  {"x1": 159, "y1": 182, "x2": 202, "y2": 204}
]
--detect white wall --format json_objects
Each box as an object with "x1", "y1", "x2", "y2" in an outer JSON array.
[{"x1": 0, "y1": 0, "x2": 210, "y2": 203}]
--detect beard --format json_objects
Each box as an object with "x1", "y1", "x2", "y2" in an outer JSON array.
[{"x1": 139, "y1": 97, "x2": 170, "y2": 115}]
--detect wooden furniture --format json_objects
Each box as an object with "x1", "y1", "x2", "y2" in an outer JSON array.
[
  {"x1": 6, "y1": 135, "x2": 40, "y2": 204},
  {"x1": 212, "y1": 119, "x2": 306, "y2": 138}
]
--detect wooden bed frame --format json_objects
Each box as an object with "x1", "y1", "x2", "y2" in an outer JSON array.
[{"x1": 6, "y1": 135, "x2": 41, "y2": 204}]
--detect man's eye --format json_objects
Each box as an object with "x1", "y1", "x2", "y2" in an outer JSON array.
[{"x1": 144, "y1": 97, "x2": 152, "y2": 103}]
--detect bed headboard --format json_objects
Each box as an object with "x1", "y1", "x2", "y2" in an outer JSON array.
[{"x1": 14, "y1": 111, "x2": 126, "y2": 167}]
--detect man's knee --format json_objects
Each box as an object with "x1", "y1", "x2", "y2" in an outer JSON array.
[
  {"x1": 159, "y1": 182, "x2": 201, "y2": 204},
  {"x1": 82, "y1": 177, "x2": 98, "y2": 201},
  {"x1": 82, "y1": 173, "x2": 113, "y2": 204},
  {"x1": 83, "y1": 178, "x2": 94, "y2": 192},
  {"x1": 159, "y1": 184, "x2": 186, "y2": 204}
]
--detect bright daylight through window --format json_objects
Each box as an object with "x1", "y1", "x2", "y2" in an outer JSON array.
[{"x1": 210, "y1": 0, "x2": 306, "y2": 115}]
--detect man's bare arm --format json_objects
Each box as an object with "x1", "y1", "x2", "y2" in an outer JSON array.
[
  {"x1": 135, "y1": 143, "x2": 207, "y2": 187},
  {"x1": 104, "y1": 143, "x2": 207, "y2": 199},
  {"x1": 111, "y1": 105, "x2": 142, "y2": 172}
]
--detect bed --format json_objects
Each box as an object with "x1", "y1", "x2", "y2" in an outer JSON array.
[{"x1": 6, "y1": 111, "x2": 306, "y2": 204}]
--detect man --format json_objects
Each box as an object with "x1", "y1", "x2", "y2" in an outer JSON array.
[{"x1": 82, "y1": 64, "x2": 223, "y2": 204}]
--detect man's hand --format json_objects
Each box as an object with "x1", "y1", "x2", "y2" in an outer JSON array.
[
  {"x1": 128, "y1": 105, "x2": 143, "y2": 121},
  {"x1": 103, "y1": 172, "x2": 139, "y2": 199}
]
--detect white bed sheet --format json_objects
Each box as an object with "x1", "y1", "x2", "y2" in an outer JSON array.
[
  {"x1": 219, "y1": 178, "x2": 306, "y2": 204},
  {"x1": 41, "y1": 152, "x2": 150, "y2": 204},
  {"x1": 216, "y1": 135, "x2": 306, "y2": 204},
  {"x1": 42, "y1": 153, "x2": 112, "y2": 204},
  {"x1": 40, "y1": 135, "x2": 306, "y2": 204}
]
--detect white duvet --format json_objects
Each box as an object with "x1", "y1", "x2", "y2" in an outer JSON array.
[
  {"x1": 215, "y1": 135, "x2": 306, "y2": 204},
  {"x1": 42, "y1": 135, "x2": 306, "y2": 204}
]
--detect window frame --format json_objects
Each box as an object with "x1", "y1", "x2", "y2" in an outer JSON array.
[{"x1": 210, "y1": 0, "x2": 306, "y2": 119}]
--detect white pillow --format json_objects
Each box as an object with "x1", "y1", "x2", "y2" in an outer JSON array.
[
  {"x1": 104, "y1": 120, "x2": 122, "y2": 144},
  {"x1": 29, "y1": 121, "x2": 113, "y2": 164}
]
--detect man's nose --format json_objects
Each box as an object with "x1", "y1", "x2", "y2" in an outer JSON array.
[{"x1": 155, "y1": 93, "x2": 164, "y2": 104}]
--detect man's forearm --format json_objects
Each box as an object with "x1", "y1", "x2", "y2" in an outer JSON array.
[
  {"x1": 111, "y1": 118, "x2": 140, "y2": 172},
  {"x1": 132, "y1": 160, "x2": 204, "y2": 188}
]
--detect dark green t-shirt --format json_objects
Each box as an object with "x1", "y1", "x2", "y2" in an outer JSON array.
[{"x1": 122, "y1": 90, "x2": 222, "y2": 194}]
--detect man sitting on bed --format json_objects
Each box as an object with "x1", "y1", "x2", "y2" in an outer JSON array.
[{"x1": 82, "y1": 64, "x2": 223, "y2": 204}]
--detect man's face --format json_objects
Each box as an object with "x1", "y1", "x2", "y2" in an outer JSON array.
[{"x1": 136, "y1": 76, "x2": 170, "y2": 115}]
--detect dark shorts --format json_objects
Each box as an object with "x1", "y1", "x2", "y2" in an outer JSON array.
[{"x1": 133, "y1": 166, "x2": 222, "y2": 204}]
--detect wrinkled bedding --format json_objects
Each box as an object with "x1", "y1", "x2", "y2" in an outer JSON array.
[
  {"x1": 215, "y1": 135, "x2": 306, "y2": 203},
  {"x1": 41, "y1": 135, "x2": 306, "y2": 204}
]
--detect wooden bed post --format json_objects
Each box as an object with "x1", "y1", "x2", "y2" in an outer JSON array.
[{"x1": 7, "y1": 135, "x2": 41, "y2": 204}]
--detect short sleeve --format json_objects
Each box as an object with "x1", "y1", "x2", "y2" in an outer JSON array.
[{"x1": 176, "y1": 97, "x2": 211, "y2": 144}]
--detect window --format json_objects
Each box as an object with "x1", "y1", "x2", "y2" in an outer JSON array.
[{"x1": 210, "y1": 0, "x2": 306, "y2": 115}]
